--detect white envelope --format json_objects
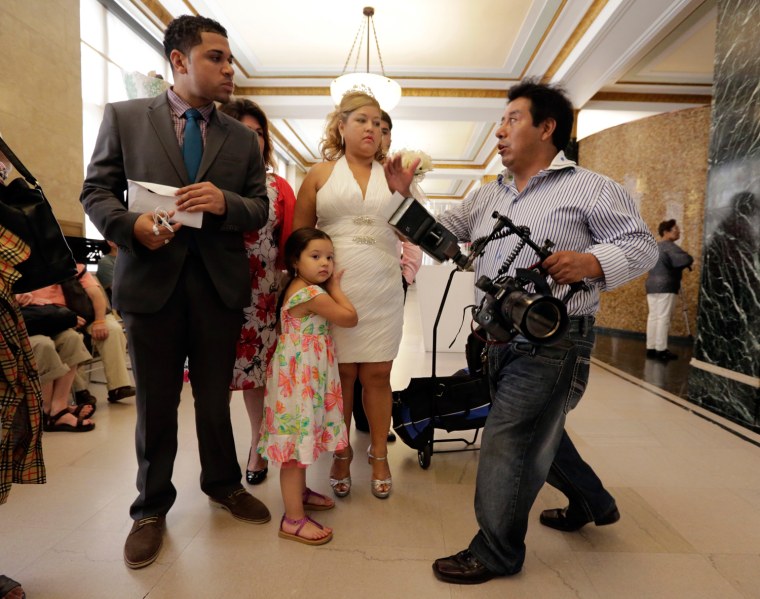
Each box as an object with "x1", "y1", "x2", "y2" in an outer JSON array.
[{"x1": 127, "y1": 179, "x2": 203, "y2": 228}]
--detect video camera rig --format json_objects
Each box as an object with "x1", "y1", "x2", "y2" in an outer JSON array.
[{"x1": 388, "y1": 198, "x2": 587, "y2": 345}]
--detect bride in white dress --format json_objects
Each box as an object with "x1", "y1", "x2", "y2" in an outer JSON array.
[{"x1": 294, "y1": 92, "x2": 403, "y2": 499}]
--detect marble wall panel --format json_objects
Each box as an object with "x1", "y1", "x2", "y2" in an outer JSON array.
[
  {"x1": 687, "y1": 0, "x2": 760, "y2": 429},
  {"x1": 579, "y1": 106, "x2": 710, "y2": 336},
  {"x1": 0, "y1": 0, "x2": 85, "y2": 232}
]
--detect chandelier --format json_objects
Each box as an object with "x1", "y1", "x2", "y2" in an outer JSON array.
[{"x1": 330, "y1": 6, "x2": 402, "y2": 111}]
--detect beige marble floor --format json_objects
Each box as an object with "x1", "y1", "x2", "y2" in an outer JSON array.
[{"x1": 3, "y1": 286, "x2": 760, "y2": 598}]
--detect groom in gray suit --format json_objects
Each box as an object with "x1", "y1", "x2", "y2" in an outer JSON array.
[{"x1": 81, "y1": 15, "x2": 270, "y2": 569}]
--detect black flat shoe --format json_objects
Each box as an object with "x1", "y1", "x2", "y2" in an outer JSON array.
[
  {"x1": 432, "y1": 549, "x2": 497, "y2": 585},
  {"x1": 246, "y1": 466, "x2": 268, "y2": 485},
  {"x1": 245, "y1": 447, "x2": 268, "y2": 485},
  {"x1": 540, "y1": 504, "x2": 620, "y2": 532}
]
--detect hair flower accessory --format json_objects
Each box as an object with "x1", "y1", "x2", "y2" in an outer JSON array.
[{"x1": 393, "y1": 149, "x2": 433, "y2": 181}]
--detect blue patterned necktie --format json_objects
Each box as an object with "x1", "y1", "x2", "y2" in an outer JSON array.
[{"x1": 183, "y1": 108, "x2": 203, "y2": 182}]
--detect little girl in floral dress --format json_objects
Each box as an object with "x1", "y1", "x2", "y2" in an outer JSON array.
[{"x1": 258, "y1": 227, "x2": 357, "y2": 545}]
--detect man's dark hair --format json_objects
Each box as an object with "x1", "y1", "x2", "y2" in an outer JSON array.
[
  {"x1": 658, "y1": 219, "x2": 677, "y2": 237},
  {"x1": 380, "y1": 110, "x2": 393, "y2": 130},
  {"x1": 219, "y1": 99, "x2": 273, "y2": 169},
  {"x1": 163, "y1": 15, "x2": 227, "y2": 62},
  {"x1": 507, "y1": 78, "x2": 574, "y2": 152}
]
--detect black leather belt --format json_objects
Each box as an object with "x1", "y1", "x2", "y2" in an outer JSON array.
[{"x1": 567, "y1": 315, "x2": 595, "y2": 335}]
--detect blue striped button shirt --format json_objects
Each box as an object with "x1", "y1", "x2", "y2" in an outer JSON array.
[{"x1": 438, "y1": 152, "x2": 658, "y2": 316}]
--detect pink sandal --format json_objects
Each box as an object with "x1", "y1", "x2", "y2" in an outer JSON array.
[
  {"x1": 278, "y1": 514, "x2": 333, "y2": 546},
  {"x1": 302, "y1": 487, "x2": 335, "y2": 511}
]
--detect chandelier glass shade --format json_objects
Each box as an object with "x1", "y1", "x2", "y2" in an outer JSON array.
[{"x1": 330, "y1": 7, "x2": 401, "y2": 111}]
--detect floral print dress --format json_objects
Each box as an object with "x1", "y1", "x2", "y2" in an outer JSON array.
[
  {"x1": 257, "y1": 285, "x2": 348, "y2": 466},
  {"x1": 230, "y1": 173, "x2": 296, "y2": 390}
]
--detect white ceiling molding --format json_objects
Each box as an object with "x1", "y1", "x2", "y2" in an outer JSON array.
[{"x1": 552, "y1": 0, "x2": 709, "y2": 106}]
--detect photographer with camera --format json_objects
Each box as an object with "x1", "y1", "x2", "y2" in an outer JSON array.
[{"x1": 385, "y1": 79, "x2": 658, "y2": 584}]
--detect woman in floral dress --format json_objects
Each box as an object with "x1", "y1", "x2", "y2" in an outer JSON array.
[{"x1": 220, "y1": 99, "x2": 296, "y2": 485}]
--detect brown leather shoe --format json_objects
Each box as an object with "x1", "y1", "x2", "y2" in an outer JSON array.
[
  {"x1": 540, "y1": 504, "x2": 620, "y2": 532},
  {"x1": 209, "y1": 488, "x2": 271, "y2": 523},
  {"x1": 124, "y1": 515, "x2": 165, "y2": 569},
  {"x1": 433, "y1": 549, "x2": 497, "y2": 584}
]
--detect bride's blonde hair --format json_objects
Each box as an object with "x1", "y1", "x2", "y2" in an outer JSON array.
[{"x1": 319, "y1": 91, "x2": 384, "y2": 162}]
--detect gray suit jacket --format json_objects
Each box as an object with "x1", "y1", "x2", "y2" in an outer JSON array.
[{"x1": 80, "y1": 92, "x2": 268, "y2": 313}]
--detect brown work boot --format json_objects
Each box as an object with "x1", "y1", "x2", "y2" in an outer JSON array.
[
  {"x1": 124, "y1": 515, "x2": 165, "y2": 569},
  {"x1": 209, "y1": 488, "x2": 271, "y2": 523}
]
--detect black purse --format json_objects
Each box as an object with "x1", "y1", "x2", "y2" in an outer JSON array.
[
  {"x1": 0, "y1": 135, "x2": 76, "y2": 292},
  {"x1": 60, "y1": 269, "x2": 96, "y2": 325},
  {"x1": 20, "y1": 304, "x2": 78, "y2": 337}
]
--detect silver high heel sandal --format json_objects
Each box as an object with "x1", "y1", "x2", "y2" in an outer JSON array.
[
  {"x1": 329, "y1": 446, "x2": 353, "y2": 498},
  {"x1": 367, "y1": 446, "x2": 392, "y2": 499}
]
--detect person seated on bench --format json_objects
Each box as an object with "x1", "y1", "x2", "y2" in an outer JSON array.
[
  {"x1": 24, "y1": 327, "x2": 96, "y2": 432},
  {"x1": 24, "y1": 265, "x2": 135, "y2": 406}
]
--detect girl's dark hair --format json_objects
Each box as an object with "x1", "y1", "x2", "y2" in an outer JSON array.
[
  {"x1": 219, "y1": 99, "x2": 274, "y2": 169},
  {"x1": 276, "y1": 228, "x2": 333, "y2": 315},
  {"x1": 282, "y1": 227, "x2": 333, "y2": 277}
]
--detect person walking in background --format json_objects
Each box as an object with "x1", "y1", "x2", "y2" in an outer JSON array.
[
  {"x1": 294, "y1": 92, "x2": 404, "y2": 500},
  {"x1": 80, "y1": 14, "x2": 270, "y2": 569},
  {"x1": 645, "y1": 219, "x2": 693, "y2": 361},
  {"x1": 219, "y1": 98, "x2": 296, "y2": 487},
  {"x1": 258, "y1": 228, "x2": 357, "y2": 545}
]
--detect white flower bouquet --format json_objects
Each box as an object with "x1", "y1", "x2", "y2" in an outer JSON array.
[{"x1": 392, "y1": 149, "x2": 433, "y2": 180}]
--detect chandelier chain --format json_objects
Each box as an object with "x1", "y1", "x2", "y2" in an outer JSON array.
[
  {"x1": 370, "y1": 17, "x2": 387, "y2": 76},
  {"x1": 341, "y1": 17, "x2": 365, "y2": 75},
  {"x1": 330, "y1": 6, "x2": 401, "y2": 110},
  {"x1": 352, "y1": 19, "x2": 366, "y2": 73}
]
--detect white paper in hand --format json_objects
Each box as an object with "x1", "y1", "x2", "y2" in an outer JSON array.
[{"x1": 127, "y1": 180, "x2": 203, "y2": 228}]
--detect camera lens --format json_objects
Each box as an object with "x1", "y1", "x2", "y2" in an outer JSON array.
[
  {"x1": 524, "y1": 301, "x2": 563, "y2": 339},
  {"x1": 504, "y1": 292, "x2": 568, "y2": 345}
]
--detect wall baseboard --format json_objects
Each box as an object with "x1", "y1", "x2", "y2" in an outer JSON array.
[{"x1": 593, "y1": 326, "x2": 693, "y2": 346}]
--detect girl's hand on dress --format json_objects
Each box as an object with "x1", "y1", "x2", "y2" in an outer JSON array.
[{"x1": 326, "y1": 269, "x2": 345, "y2": 295}]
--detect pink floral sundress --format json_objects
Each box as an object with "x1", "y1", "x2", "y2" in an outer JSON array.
[{"x1": 257, "y1": 285, "x2": 348, "y2": 466}]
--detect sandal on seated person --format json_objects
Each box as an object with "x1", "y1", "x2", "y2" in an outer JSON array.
[
  {"x1": 43, "y1": 408, "x2": 95, "y2": 433},
  {"x1": 0, "y1": 574, "x2": 25, "y2": 599},
  {"x1": 69, "y1": 403, "x2": 94, "y2": 419},
  {"x1": 278, "y1": 515, "x2": 332, "y2": 545},
  {"x1": 74, "y1": 389, "x2": 98, "y2": 414},
  {"x1": 302, "y1": 487, "x2": 335, "y2": 511}
]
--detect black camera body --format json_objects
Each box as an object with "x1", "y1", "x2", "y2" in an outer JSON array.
[
  {"x1": 473, "y1": 272, "x2": 569, "y2": 344},
  {"x1": 388, "y1": 197, "x2": 468, "y2": 268},
  {"x1": 388, "y1": 198, "x2": 577, "y2": 345}
]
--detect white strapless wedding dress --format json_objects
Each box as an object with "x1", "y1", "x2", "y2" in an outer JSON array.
[{"x1": 316, "y1": 156, "x2": 404, "y2": 363}]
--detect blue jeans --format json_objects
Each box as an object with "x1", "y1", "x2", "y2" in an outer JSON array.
[{"x1": 469, "y1": 318, "x2": 615, "y2": 575}]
